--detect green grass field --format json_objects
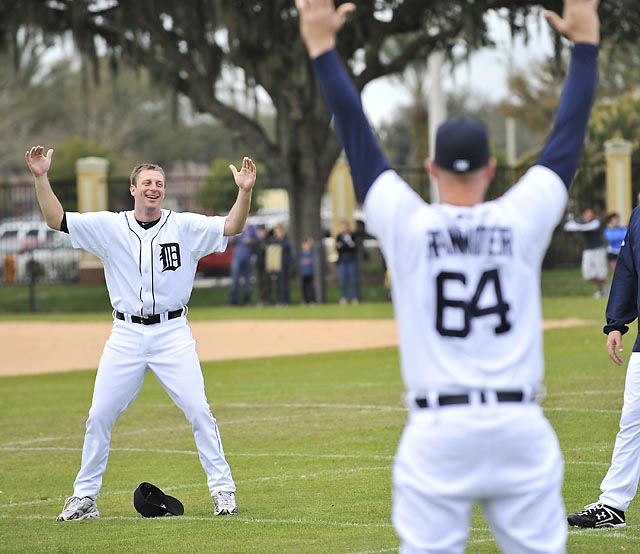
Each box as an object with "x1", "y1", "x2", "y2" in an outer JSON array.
[{"x1": 1, "y1": 272, "x2": 638, "y2": 553}]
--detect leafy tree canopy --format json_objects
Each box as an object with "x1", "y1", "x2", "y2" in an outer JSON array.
[
  {"x1": 3, "y1": 0, "x2": 638, "y2": 283},
  {"x1": 503, "y1": 43, "x2": 640, "y2": 162},
  {"x1": 197, "y1": 157, "x2": 265, "y2": 215},
  {"x1": 47, "y1": 135, "x2": 114, "y2": 183}
]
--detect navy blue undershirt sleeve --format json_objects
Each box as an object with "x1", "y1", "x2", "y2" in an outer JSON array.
[
  {"x1": 538, "y1": 43, "x2": 599, "y2": 188},
  {"x1": 60, "y1": 212, "x2": 69, "y2": 234},
  {"x1": 313, "y1": 50, "x2": 391, "y2": 203},
  {"x1": 604, "y1": 209, "x2": 639, "y2": 338}
]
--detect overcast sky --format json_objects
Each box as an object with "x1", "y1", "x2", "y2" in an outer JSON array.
[{"x1": 361, "y1": 9, "x2": 557, "y2": 126}]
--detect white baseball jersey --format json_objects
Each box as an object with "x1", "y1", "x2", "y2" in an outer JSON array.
[
  {"x1": 64, "y1": 208, "x2": 236, "y2": 501},
  {"x1": 66, "y1": 209, "x2": 228, "y2": 315},
  {"x1": 365, "y1": 165, "x2": 567, "y2": 395}
]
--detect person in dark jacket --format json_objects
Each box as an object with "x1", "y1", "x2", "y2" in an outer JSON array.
[
  {"x1": 335, "y1": 219, "x2": 360, "y2": 304},
  {"x1": 298, "y1": 236, "x2": 316, "y2": 304},
  {"x1": 266, "y1": 223, "x2": 291, "y2": 305}
]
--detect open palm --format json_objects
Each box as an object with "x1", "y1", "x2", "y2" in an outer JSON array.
[
  {"x1": 229, "y1": 157, "x2": 257, "y2": 192},
  {"x1": 25, "y1": 145, "x2": 54, "y2": 178},
  {"x1": 544, "y1": 0, "x2": 600, "y2": 44}
]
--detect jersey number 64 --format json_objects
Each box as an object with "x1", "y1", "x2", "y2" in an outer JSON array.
[{"x1": 436, "y1": 269, "x2": 512, "y2": 338}]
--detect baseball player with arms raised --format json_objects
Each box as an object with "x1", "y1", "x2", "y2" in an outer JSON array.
[
  {"x1": 25, "y1": 146, "x2": 256, "y2": 520},
  {"x1": 295, "y1": 0, "x2": 599, "y2": 552}
]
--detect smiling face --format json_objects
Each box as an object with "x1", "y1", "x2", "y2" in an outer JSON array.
[{"x1": 130, "y1": 169, "x2": 165, "y2": 220}]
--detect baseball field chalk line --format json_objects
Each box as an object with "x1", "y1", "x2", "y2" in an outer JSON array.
[
  {"x1": 346, "y1": 538, "x2": 500, "y2": 554},
  {"x1": 347, "y1": 549, "x2": 397, "y2": 554},
  {"x1": 2, "y1": 409, "x2": 352, "y2": 447},
  {"x1": 0, "y1": 466, "x2": 390, "y2": 509},
  {"x1": 563, "y1": 444, "x2": 614, "y2": 453},
  {"x1": 543, "y1": 407, "x2": 621, "y2": 414},
  {"x1": 548, "y1": 389, "x2": 622, "y2": 397},
  {"x1": 0, "y1": 446, "x2": 394, "y2": 461},
  {"x1": 0, "y1": 397, "x2": 622, "y2": 449},
  {"x1": 569, "y1": 529, "x2": 639, "y2": 540},
  {"x1": 0, "y1": 513, "x2": 393, "y2": 527},
  {"x1": 6, "y1": 512, "x2": 630, "y2": 550},
  {"x1": 1, "y1": 413, "x2": 330, "y2": 447},
  {"x1": 0, "y1": 514, "x2": 495, "y2": 537},
  {"x1": 224, "y1": 402, "x2": 406, "y2": 412},
  {"x1": 0, "y1": 445, "x2": 609, "y2": 466}
]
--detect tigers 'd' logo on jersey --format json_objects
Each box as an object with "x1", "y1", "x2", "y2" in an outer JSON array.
[{"x1": 160, "y1": 243, "x2": 181, "y2": 271}]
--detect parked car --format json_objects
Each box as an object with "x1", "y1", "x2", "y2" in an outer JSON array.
[
  {"x1": 0, "y1": 219, "x2": 62, "y2": 255},
  {"x1": 1, "y1": 220, "x2": 60, "y2": 281},
  {"x1": 13, "y1": 236, "x2": 82, "y2": 284},
  {"x1": 196, "y1": 245, "x2": 234, "y2": 277}
]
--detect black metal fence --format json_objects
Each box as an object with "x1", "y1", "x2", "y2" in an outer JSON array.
[
  {"x1": 396, "y1": 162, "x2": 613, "y2": 269},
  {"x1": 0, "y1": 160, "x2": 627, "y2": 290},
  {"x1": 0, "y1": 174, "x2": 214, "y2": 287}
]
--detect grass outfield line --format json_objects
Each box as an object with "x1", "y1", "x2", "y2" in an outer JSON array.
[{"x1": 1, "y1": 294, "x2": 635, "y2": 553}]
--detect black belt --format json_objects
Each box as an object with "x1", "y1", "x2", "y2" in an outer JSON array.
[
  {"x1": 415, "y1": 391, "x2": 525, "y2": 408},
  {"x1": 115, "y1": 309, "x2": 183, "y2": 325}
]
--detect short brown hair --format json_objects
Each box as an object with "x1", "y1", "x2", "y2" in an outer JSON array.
[{"x1": 130, "y1": 163, "x2": 165, "y2": 186}]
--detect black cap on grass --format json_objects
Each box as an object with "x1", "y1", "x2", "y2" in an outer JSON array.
[{"x1": 133, "y1": 482, "x2": 184, "y2": 517}]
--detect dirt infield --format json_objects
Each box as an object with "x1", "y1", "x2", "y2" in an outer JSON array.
[{"x1": 0, "y1": 318, "x2": 595, "y2": 377}]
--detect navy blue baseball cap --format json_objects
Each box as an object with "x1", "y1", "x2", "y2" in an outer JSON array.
[
  {"x1": 434, "y1": 118, "x2": 491, "y2": 173},
  {"x1": 134, "y1": 482, "x2": 184, "y2": 517}
]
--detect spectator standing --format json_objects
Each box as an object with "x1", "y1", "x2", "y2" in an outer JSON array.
[
  {"x1": 266, "y1": 223, "x2": 291, "y2": 305},
  {"x1": 353, "y1": 219, "x2": 370, "y2": 289},
  {"x1": 564, "y1": 206, "x2": 608, "y2": 298},
  {"x1": 254, "y1": 225, "x2": 270, "y2": 306},
  {"x1": 335, "y1": 219, "x2": 360, "y2": 304},
  {"x1": 604, "y1": 212, "x2": 627, "y2": 275},
  {"x1": 228, "y1": 224, "x2": 257, "y2": 305},
  {"x1": 298, "y1": 236, "x2": 316, "y2": 304}
]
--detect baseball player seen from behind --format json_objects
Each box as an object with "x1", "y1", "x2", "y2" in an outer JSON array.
[
  {"x1": 25, "y1": 146, "x2": 256, "y2": 520},
  {"x1": 295, "y1": 0, "x2": 599, "y2": 552}
]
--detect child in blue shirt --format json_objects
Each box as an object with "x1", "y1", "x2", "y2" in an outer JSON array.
[
  {"x1": 605, "y1": 212, "x2": 627, "y2": 274},
  {"x1": 298, "y1": 236, "x2": 316, "y2": 304}
]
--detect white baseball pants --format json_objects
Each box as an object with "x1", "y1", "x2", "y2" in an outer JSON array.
[
  {"x1": 599, "y1": 352, "x2": 640, "y2": 511},
  {"x1": 72, "y1": 316, "x2": 235, "y2": 499},
  {"x1": 393, "y1": 402, "x2": 566, "y2": 554}
]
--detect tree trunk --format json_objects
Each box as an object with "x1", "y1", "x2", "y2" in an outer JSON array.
[{"x1": 287, "y1": 169, "x2": 328, "y2": 302}]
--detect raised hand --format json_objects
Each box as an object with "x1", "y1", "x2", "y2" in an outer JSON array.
[
  {"x1": 294, "y1": 0, "x2": 356, "y2": 58},
  {"x1": 544, "y1": 0, "x2": 600, "y2": 45},
  {"x1": 229, "y1": 157, "x2": 257, "y2": 193},
  {"x1": 25, "y1": 145, "x2": 54, "y2": 178}
]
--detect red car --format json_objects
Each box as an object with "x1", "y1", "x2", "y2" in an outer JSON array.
[{"x1": 196, "y1": 245, "x2": 234, "y2": 277}]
